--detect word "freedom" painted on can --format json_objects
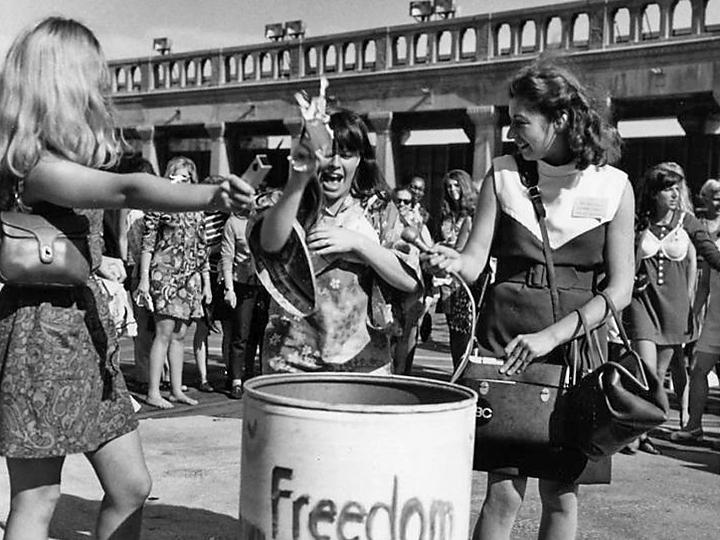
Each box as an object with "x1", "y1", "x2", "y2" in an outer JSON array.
[{"x1": 240, "y1": 465, "x2": 456, "y2": 540}]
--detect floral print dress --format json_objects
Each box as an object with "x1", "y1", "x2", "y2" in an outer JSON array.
[
  {"x1": 142, "y1": 211, "x2": 208, "y2": 321},
  {"x1": 0, "y1": 206, "x2": 137, "y2": 458},
  {"x1": 251, "y1": 195, "x2": 422, "y2": 374}
]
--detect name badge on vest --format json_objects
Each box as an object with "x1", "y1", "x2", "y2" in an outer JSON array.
[{"x1": 572, "y1": 197, "x2": 608, "y2": 220}]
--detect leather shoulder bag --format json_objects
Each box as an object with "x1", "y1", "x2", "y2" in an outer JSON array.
[
  {"x1": 0, "y1": 208, "x2": 93, "y2": 287},
  {"x1": 563, "y1": 290, "x2": 669, "y2": 459}
]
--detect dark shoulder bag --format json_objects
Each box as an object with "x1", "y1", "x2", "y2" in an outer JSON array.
[
  {"x1": 452, "y1": 155, "x2": 571, "y2": 449},
  {"x1": 0, "y1": 189, "x2": 92, "y2": 287}
]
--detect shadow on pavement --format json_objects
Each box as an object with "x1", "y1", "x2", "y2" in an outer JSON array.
[{"x1": 41, "y1": 494, "x2": 238, "y2": 540}]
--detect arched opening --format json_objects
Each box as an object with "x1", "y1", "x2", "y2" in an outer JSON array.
[
  {"x1": 343, "y1": 42, "x2": 357, "y2": 70},
  {"x1": 131, "y1": 66, "x2": 142, "y2": 90},
  {"x1": 415, "y1": 33, "x2": 429, "y2": 63},
  {"x1": 612, "y1": 8, "x2": 631, "y2": 43},
  {"x1": 545, "y1": 17, "x2": 563, "y2": 48},
  {"x1": 496, "y1": 23, "x2": 512, "y2": 55},
  {"x1": 460, "y1": 27, "x2": 477, "y2": 58},
  {"x1": 186, "y1": 60, "x2": 197, "y2": 85},
  {"x1": 278, "y1": 50, "x2": 291, "y2": 78},
  {"x1": 394, "y1": 35, "x2": 408, "y2": 65},
  {"x1": 225, "y1": 55, "x2": 238, "y2": 82},
  {"x1": 259, "y1": 53, "x2": 273, "y2": 78},
  {"x1": 436, "y1": 30, "x2": 452, "y2": 60},
  {"x1": 115, "y1": 68, "x2": 127, "y2": 91},
  {"x1": 305, "y1": 47, "x2": 318, "y2": 75},
  {"x1": 642, "y1": 3, "x2": 661, "y2": 40},
  {"x1": 170, "y1": 62, "x2": 181, "y2": 87},
  {"x1": 201, "y1": 58, "x2": 212, "y2": 83},
  {"x1": 520, "y1": 20, "x2": 537, "y2": 53},
  {"x1": 706, "y1": 0, "x2": 720, "y2": 30},
  {"x1": 671, "y1": 0, "x2": 693, "y2": 35},
  {"x1": 362, "y1": 40, "x2": 376, "y2": 69},
  {"x1": 324, "y1": 45, "x2": 337, "y2": 72},
  {"x1": 242, "y1": 55, "x2": 255, "y2": 79},
  {"x1": 571, "y1": 13, "x2": 589, "y2": 47},
  {"x1": 153, "y1": 64, "x2": 165, "y2": 88}
]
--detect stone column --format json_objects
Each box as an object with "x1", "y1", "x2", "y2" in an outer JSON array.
[
  {"x1": 465, "y1": 106, "x2": 500, "y2": 190},
  {"x1": 367, "y1": 111, "x2": 396, "y2": 188},
  {"x1": 136, "y1": 125, "x2": 159, "y2": 175},
  {"x1": 206, "y1": 122, "x2": 230, "y2": 177}
]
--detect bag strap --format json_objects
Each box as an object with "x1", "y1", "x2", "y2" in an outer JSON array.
[
  {"x1": 516, "y1": 155, "x2": 561, "y2": 323},
  {"x1": 450, "y1": 270, "x2": 490, "y2": 383},
  {"x1": 597, "y1": 289, "x2": 651, "y2": 388}
]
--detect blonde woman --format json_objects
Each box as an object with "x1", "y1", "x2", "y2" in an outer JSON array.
[{"x1": 0, "y1": 18, "x2": 253, "y2": 539}]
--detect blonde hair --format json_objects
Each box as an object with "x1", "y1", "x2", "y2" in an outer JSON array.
[
  {"x1": 0, "y1": 17, "x2": 120, "y2": 179},
  {"x1": 164, "y1": 156, "x2": 198, "y2": 184},
  {"x1": 700, "y1": 178, "x2": 720, "y2": 201}
]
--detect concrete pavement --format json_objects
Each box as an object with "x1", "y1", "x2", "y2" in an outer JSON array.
[{"x1": 1, "y1": 315, "x2": 719, "y2": 539}]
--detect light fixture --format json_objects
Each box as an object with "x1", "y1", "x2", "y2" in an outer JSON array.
[
  {"x1": 409, "y1": 1, "x2": 433, "y2": 22},
  {"x1": 285, "y1": 20, "x2": 306, "y2": 39},
  {"x1": 264, "y1": 23, "x2": 285, "y2": 41},
  {"x1": 433, "y1": 0, "x2": 456, "y2": 19},
  {"x1": 152, "y1": 37, "x2": 172, "y2": 55}
]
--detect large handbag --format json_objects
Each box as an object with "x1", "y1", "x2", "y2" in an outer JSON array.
[
  {"x1": 0, "y1": 210, "x2": 92, "y2": 287},
  {"x1": 563, "y1": 290, "x2": 669, "y2": 459},
  {"x1": 451, "y1": 155, "x2": 576, "y2": 450}
]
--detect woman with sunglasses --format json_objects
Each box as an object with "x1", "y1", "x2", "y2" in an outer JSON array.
[{"x1": 251, "y1": 110, "x2": 422, "y2": 374}]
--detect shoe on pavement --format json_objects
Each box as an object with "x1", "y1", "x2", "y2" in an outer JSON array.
[
  {"x1": 619, "y1": 445, "x2": 637, "y2": 455},
  {"x1": 229, "y1": 385, "x2": 243, "y2": 400},
  {"x1": 638, "y1": 439, "x2": 662, "y2": 455},
  {"x1": 670, "y1": 428, "x2": 703, "y2": 443},
  {"x1": 199, "y1": 381, "x2": 214, "y2": 393}
]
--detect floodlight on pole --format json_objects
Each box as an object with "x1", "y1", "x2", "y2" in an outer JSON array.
[
  {"x1": 264, "y1": 23, "x2": 285, "y2": 41},
  {"x1": 152, "y1": 37, "x2": 172, "y2": 55},
  {"x1": 409, "y1": 1, "x2": 433, "y2": 22},
  {"x1": 433, "y1": 0, "x2": 456, "y2": 19},
  {"x1": 285, "y1": 20, "x2": 306, "y2": 39}
]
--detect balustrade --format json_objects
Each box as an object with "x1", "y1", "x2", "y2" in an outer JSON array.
[{"x1": 109, "y1": 0, "x2": 720, "y2": 95}]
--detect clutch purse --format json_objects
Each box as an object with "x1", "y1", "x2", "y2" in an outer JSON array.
[{"x1": 0, "y1": 210, "x2": 92, "y2": 287}]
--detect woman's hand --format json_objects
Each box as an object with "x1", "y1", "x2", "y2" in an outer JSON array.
[
  {"x1": 421, "y1": 244, "x2": 463, "y2": 276},
  {"x1": 211, "y1": 174, "x2": 255, "y2": 214},
  {"x1": 134, "y1": 278, "x2": 154, "y2": 312},
  {"x1": 307, "y1": 226, "x2": 359, "y2": 256},
  {"x1": 203, "y1": 283, "x2": 213, "y2": 305},
  {"x1": 501, "y1": 330, "x2": 559, "y2": 375}
]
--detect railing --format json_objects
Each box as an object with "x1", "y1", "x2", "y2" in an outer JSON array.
[{"x1": 109, "y1": 0, "x2": 720, "y2": 94}]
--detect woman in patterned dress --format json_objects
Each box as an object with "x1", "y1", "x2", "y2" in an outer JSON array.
[
  {"x1": 251, "y1": 110, "x2": 421, "y2": 374},
  {"x1": 437, "y1": 169, "x2": 482, "y2": 368},
  {"x1": 0, "y1": 18, "x2": 254, "y2": 539},
  {"x1": 426, "y1": 61, "x2": 634, "y2": 540},
  {"x1": 136, "y1": 157, "x2": 211, "y2": 409}
]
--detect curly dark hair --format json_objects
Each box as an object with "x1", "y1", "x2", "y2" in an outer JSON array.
[{"x1": 509, "y1": 60, "x2": 622, "y2": 169}]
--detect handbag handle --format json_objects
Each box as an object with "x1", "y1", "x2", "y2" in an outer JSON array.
[
  {"x1": 450, "y1": 270, "x2": 490, "y2": 384},
  {"x1": 597, "y1": 289, "x2": 652, "y2": 389}
]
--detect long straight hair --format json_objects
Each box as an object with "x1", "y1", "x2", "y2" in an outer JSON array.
[{"x1": 0, "y1": 17, "x2": 120, "y2": 180}]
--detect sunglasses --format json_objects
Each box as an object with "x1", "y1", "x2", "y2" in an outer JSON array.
[{"x1": 396, "y1": 199, "x2": 413, "y2": 206}]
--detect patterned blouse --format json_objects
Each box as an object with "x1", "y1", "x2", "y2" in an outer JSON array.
[
  {"x1": 251, "y1": 193, "x2": 422, "y2": 374},
  {"x1": 141, "y1": 211, "x2": 209, "y2": 320}
]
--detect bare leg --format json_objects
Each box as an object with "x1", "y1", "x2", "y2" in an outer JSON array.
[
  {"x1": 633, "y1": 340, "x2": 659, "y2": 449},
  {"x1": 86, "y1": 430, "x2": 152, "y2": 540},
  {"x1": 5, "y1": 457, "x2": 64, "y2": 539},
  {"x1": 193, "y1": 319, "x2": 210, "y2": 385},
  {"x1": 538, "y1": 479, "x2": 579, "y2": 540},
  {"x1": 168, "y1": 319, "x2": 197, "y2": 405},
  {"x1": 473, "y1": 473, "x2": 527, "y2": 540},
  {"x1": 146, "y1": 317, "x2": 176, "y2": 409}
]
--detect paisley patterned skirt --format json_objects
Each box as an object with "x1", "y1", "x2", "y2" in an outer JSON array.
[{"x1": 0, "y1": 279, "x2": 138, "y2": 458}]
